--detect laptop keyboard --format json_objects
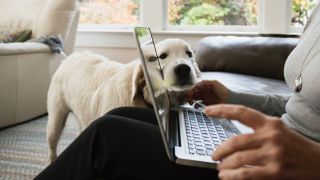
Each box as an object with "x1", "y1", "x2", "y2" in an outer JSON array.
[{"x1": 183, "y1": 109, "x2": 229, "y2": 156}]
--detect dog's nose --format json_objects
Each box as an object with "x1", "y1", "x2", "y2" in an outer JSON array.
[{"x1": 174, "y1": 64, "x2": 191, "y2": 77}]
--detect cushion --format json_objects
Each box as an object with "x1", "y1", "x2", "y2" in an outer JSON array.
[
  {"x1": 195, "y1": 36, "x2": 299, "y2": 80},
  {"x1": 0, "y1": 30, "x2": 32, "y2": 43},
  {"x1": 35, "y1": 0, "x2": 77, "y2": 40}
]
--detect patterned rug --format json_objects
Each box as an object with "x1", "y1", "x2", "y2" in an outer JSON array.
[{"x1": 0, "y1": 114, "x2": 80, "y2": 180}]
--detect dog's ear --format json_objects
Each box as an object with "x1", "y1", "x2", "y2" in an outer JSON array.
[
  {"x1": 131, "y1": 62, "x2": 145, "y2": 100},
  {"x1": 192, "y1": 49, "x2": 201, "y2": 77},
  {"x1": 193, "y1": 61, "x2": 201, "y2": 77}
]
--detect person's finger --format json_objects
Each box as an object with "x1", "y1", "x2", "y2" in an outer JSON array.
[
  {"x1": 217, "y1": 148, "x2": 266, "y2": 170},
  {"x1": 219, "y1": 166, "x2": 270, "y2": 180},
  {"x1": 186, "y1": 90, "x2": 201, "y2": 104},
  {"x1": 199, "y1": 80, "x2": 210, "y2": 85},
  {"x1": 205, "y1": 104, "x2": 268, "y2": 130},
  {"x1": 213, "y1": 133, "x2": 262, "y2": 161}
]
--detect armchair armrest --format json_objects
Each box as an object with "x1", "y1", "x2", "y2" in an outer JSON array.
[
  {"x1": 195, "y1": 36, "x2": 299, "y2": 80},
  {"x1": 0, "y1": 42, "x2": 51, "y2": 55}
]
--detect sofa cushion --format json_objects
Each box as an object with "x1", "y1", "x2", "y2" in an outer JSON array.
[
  {"x1": 35, "y1": 0, "x2": 78, "y2": 41},
  {"x1": 0, "y1": 0, "x2": 46, "y2": 35},
  {"x1": 0, "y1": 0, "x2": 78, "y2": 44},
  {"x1": 195, "y1": 36, "x2": 299, "y2": 80}
]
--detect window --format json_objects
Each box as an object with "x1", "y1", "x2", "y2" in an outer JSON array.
[
  {"x1": 76, "y1": 0, "x2": 320, "y2": 49},
  {"x1": 291, "y1": 0, "x2": 318, "y2": 27},
  {"x1": 168, "y1": 0, "x2": 258, "y2": 26},
  {"x1": 78, "y1": 0, "x2": 320, "y2": 33},
  {"x1": 79, "y1": 0, "x2": 140, "y2": 25}
]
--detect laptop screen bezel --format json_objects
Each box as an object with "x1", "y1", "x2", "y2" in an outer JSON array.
[{"x1": 133, "y1": 27, "x2": 173, "y2": 161}]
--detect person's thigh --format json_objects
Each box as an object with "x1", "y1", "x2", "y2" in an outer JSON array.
[{"x1": 36, "y1": 113, "x2": 218, "y2": 180}]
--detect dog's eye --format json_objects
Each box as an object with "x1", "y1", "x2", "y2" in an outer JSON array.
[
  {"x1": 186, "y1": 51, "x2": 193, "y2": 58},
  {"x1": 149, "y1": 56, "x2": 158, "y2": 62},
  {"x1": 159, "y1": 53, "x2": 168, "y2": 59}
]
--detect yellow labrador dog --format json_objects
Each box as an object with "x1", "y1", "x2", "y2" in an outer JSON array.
[{"x1": 47, "y1": 39, "x2": 200, "y2": 162}]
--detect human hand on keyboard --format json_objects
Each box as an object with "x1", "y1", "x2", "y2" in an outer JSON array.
[
  {"x1": 205, "y1": 104, "x2": 320, "y2": 180},
  {"x1": 191, "y1": 100, "x2": 207, "y2": 111},
  {"x1": 186, "y1": 80, "x2": 229, "y2": 105},
  {"x1": 191, "y1": 100, "x2": 238, "y2": 135}
]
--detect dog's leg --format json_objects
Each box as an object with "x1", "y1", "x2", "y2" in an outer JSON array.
[{"x1": 46, "y1": 89, "x2": 69, "y2": 163}]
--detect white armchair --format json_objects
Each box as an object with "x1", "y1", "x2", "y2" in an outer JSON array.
[{"x1": 0, "y1": 0, "x2": 79, "y2": 128}]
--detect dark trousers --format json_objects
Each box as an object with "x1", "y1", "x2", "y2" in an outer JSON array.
[{"x1": 35, "y1": 107, "x2": 218, "y2": 180}]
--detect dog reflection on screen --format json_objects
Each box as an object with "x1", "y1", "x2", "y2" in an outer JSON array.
[{"x1": 143, "y1": 39, "x2": 201, "y2": 107}]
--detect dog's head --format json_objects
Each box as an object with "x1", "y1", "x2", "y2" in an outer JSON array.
[
  {"x1": 132, "y1": 39, "x2": 200, "y2": 105},
  {"x1": 143, "y1": 39, "x2": 200, "y2": 95}
]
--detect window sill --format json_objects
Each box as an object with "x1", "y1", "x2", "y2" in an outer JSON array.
[
  {"x1": 75, "y1": 28, "x2": 301, "y2": 48},
  {"x1": 76, "y1": 29, "x2": 261, "y2": 48}
]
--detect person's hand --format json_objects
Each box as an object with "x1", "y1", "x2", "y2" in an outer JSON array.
[
  {"x1": 205, "y1": 104, "x2": 320, "y2": 180},
  {"x1": 186, "y1": 80, "x2": 229, "y2": 105}
]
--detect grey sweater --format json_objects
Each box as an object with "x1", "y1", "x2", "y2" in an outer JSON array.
[{"x1": 227, "y1": 5, "x2": 320, "y2": 142}]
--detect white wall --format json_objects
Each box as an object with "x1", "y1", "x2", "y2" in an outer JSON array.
[
  {"x1": 75, "y1": 47, "x2": 137, "y2": 64},
  {"x1": 74, "y1": 31, "x2": 257, "y2": 64}
]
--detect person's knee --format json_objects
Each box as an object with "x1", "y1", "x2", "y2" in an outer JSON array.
[
  {"x1": 88, "y1": 114, "x2": 117, "y2": 132},
  {"x1": 105, "y1": 106, "x2": 133, "y2": 116},
  {"x1": 89, "y1": 114, "x2": 133, "y2": 132}
]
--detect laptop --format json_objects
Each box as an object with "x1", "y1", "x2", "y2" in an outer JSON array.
[{"x1": 133, "y1": 27, "x2": 252, "y2": 169}]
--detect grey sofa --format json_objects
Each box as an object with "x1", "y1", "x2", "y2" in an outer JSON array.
[{"x1": 195, "y1": 36, "x2": 299, "y2": 105}]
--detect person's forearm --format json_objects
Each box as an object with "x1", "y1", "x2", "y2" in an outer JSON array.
[{"x1": 226, "y1": 90, "x2": 291, "y2": 116}]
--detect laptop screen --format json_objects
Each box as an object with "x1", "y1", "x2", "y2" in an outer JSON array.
[{"x1": 134, "y1": 27, "x2": 172, "y2": 149}]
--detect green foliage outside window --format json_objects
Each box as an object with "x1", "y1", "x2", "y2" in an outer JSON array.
[
  {"x1": 180, "y1": 3, "x2": 229, "y2": 25},
  {"x1": 168, "y1": 0, "x2": 258, "y2": 26},
  {"x1": 79, "y1": 0, "x2": 140, "y2": 25},
  {"x1": 135, "y1": 27, "x2": 149, "y2": 38},
  {"x1": 168, "y1": 0, "x2": 318, "y2": 27},
  {"x1": 292, "y1": 0, "x2": 318, "y2": 26}
]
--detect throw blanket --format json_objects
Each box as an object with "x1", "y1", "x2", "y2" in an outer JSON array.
[{"x1": 29, "y1": 35, "x2": 64, "y2": 54}]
